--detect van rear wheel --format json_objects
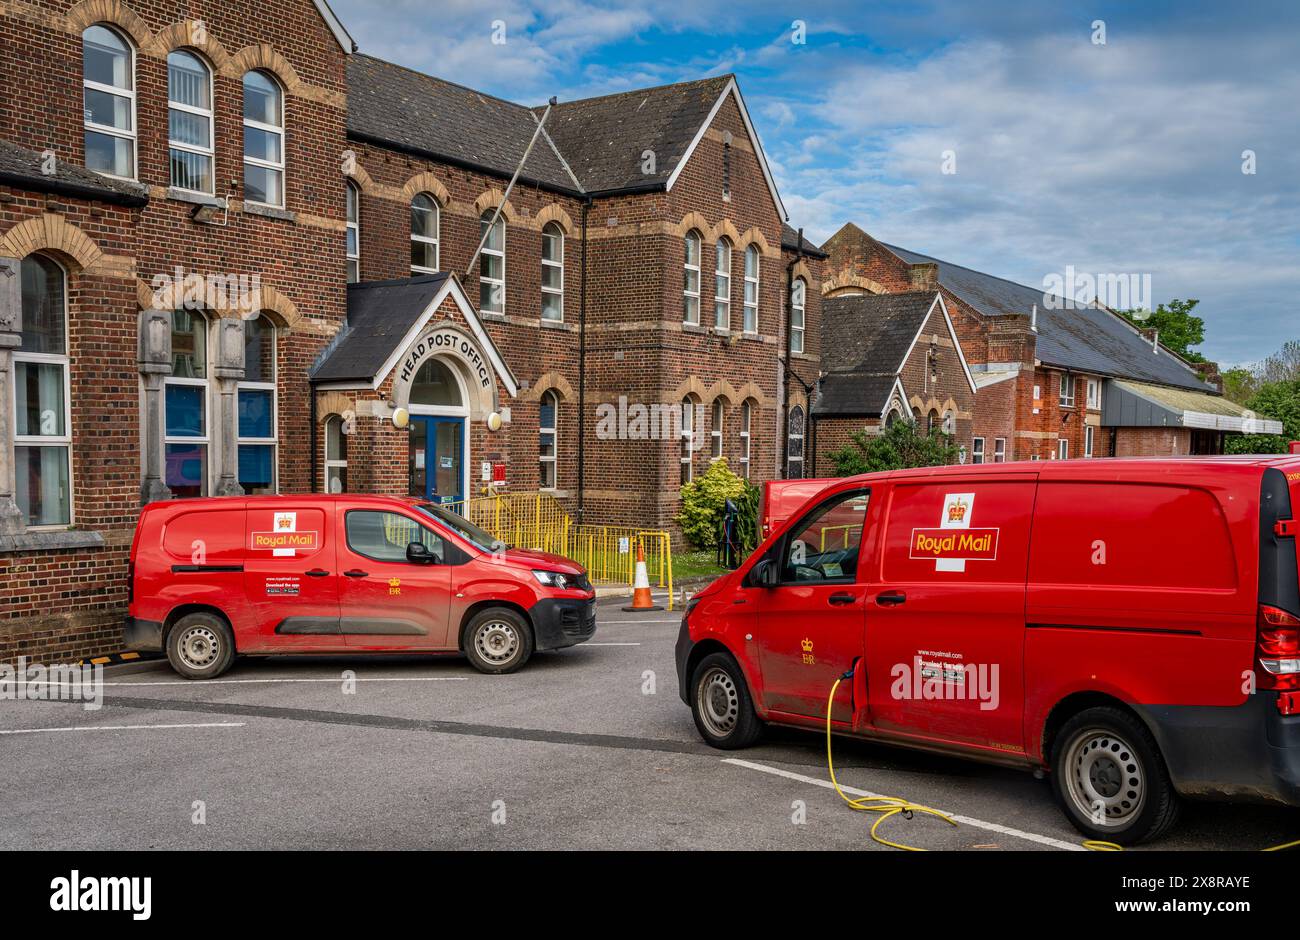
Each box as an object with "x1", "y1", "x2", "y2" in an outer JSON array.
[
  {"x1": 1050, "y1": 706, "x2": 1180, "y2": 845},
  {"x1": 166, "y1": 612, "x2": 235, "y2": 680},
  {"x1": 463, "y1": 608, "x2": 533, "y2": 674},
  {"x1": 690, "y1": 652, "x2": 763, "y2": 749}
]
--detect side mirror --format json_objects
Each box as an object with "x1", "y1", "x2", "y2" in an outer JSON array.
[
  {"x1": 750, "y1": 558, "x2": 779, "y2": 588},
  {"x1": 406, "y1": 541, "x2": 437, "y2": 564}
]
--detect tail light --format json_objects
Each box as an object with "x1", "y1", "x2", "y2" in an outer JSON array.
[{"x1": 1256, "y1": 605, "x2": 1300, "y2": 693}]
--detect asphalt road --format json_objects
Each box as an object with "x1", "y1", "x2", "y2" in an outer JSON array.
[{"x1": 1, "y1": 595, "x2": 1295, "y2": 851}]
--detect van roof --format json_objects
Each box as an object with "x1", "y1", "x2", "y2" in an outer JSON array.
[
  {"x1": 842, "y1": 453, "x2": 1300, "y2": 487},
  {"x1": 141, "y1": 493, "x2": 427, "y2": 514}
]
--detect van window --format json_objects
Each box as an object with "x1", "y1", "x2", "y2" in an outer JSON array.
[
  {"x1": 162, "y1": 508, "x2": 245, "y2": 564},
  {"x1": 1029, "y1": 482, "x2": 1236, "y2": 590},
  {"x1": 779, "y1": 489, "x2": 870, "y2": 583},
  {"x1": 347, "y1": 510, "x2": 446, "y2": 563},
  {"x1": 882, "y1": 481, "x2": 1036, "y2": 583}
]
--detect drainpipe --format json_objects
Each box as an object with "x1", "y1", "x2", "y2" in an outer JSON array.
[
  {"x1": 309, "y1": 389, "x2": 318, "y2": 492},
  {"x1": 577, "y1": 196, "x2": 590, "y2": 523},
  {"x1": 781, "y1": 228, "x2": 805, "y2": 477}
]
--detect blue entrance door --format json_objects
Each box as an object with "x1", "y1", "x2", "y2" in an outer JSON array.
[{"x1": 408, "y1": 416, "x2": 465, "y2": 505}]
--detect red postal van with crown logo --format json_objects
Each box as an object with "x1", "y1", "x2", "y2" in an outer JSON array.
[{"x1": 676, "y1": 454, "x2": 1300, "y2": 844}]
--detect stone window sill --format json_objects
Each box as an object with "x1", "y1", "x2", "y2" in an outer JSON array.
[
  {"x1": 481, "y1": 312, "x2": 507, "y2": 324},
  {"x1": 166, "y1": 188, "x2": 225, "y2": 208},
  {"x1": 682, "y1": 323, "x2": 707, "y2": 335},
  {"x1": 540, "y1": 319, "x2": 575, "y2": 332},
  {"x1": 243, "y1": 201, "x2": 296, "y2": 223},
  {"x1": 0, "y1": 529, "x2": 106, "y2": 554}
]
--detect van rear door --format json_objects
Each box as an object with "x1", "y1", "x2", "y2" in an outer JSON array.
[{"x1": 242, "y1": 502, "x2": 344, "y2": 652}]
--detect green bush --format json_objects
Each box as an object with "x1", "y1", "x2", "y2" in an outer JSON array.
[
  {"x1": 829, "y1": 420, "x2": 963, "y2": 475},
  {"x1": 677, "y1": 459, "x2": 760, "y2": 552}
]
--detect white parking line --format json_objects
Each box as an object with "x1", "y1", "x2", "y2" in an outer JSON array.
[
  {"x1": 722, "y1": 758, "x2": 1085, "y2": 851},
  {"x1": 603, "y1": 619, "x2": 680, "y2": 624},
  {"x1": 584, "y1": 642, "x2": 641, "y2": 646},
  {"x1": 27, "y1": 676, "x2": 469, "y2": 688},
  {"x1": 0, "y1": 722, "x2": 245, "y2": 735}
]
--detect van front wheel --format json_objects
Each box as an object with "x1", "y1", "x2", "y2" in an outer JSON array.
[
  {"x1": 166, "y1": 612, "x2": 235, "y2": 680},
  {"x1": 1050, "y1": 706, "x2": 1180, "y2": 845},
  {"x1": 690, "y1": 652, "x2": 763, "y2": 749},
  {"x1": 463, "y1": 608, "x2": 534, "y2": 674}
]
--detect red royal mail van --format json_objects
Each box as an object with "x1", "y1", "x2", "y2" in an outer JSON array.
[
  {"x1": 127, "y1": 495, "x2": 596, "y2": 678},
  {"x1": 676, "y1": 455, "x2": 1300, "y2": 843}
]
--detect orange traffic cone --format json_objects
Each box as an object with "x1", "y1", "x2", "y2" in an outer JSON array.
[{"x1": 623, "y1": 541, "x2": 664, "y2": 612}]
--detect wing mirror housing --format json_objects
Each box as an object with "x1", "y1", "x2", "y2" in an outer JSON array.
[
  {"x1": 750, "y1": 557, "x2": 779, "y2": 588},
  {"x1": 406, "y1": 541, "x2": 437, "y2": 564}
]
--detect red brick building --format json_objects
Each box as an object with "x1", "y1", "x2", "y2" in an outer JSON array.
[
  {"x1": 820, "y1": 224, "x2": 1279, "y2": 464},
  {"x1": 0, "y1": 1, "x2": 822, "y2": 663}
]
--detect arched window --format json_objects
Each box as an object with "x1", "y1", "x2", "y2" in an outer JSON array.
[
  {"x1": 942, "y1": 410, "x2": 955, "y2": 435},
  {"x1": 346, "y1": 182, "x2": 360, "y2": 282},
  {"x1": 682, "y1": 230, "x2": 701, "y2": 324},
  {"x1": 238, "y1": 314, "x2": 277, "y2": 494},
  {"x1": 714, "y1": 237, "x2": 732, "y2": 330},
  {"x1": 680, "y1": 395, "x2": 697, "y2": 484},
  {"x1": 167, "y1": 49, "x2": 214, "y2": 194},
  {"x1": 710, "y1": 399, "x2": 725, "y2": 459},
  {"x1": 243, "y1": 71, "x2": 284, "y2": 208},
  {"x1": 787, "y1": 405, "x2": 805, "y2": 479},
  {"x1": 165, "y1": 309, "x2": 210, "y2": 498},
  {"x1": 82, "y1": 25, "x2": 135, "y2": 179},
  {"x1": 738, "y1": 400, "x2": 752, "y2": 478},
  {"x1": 927, "y1": 409, "x2": 940, "y2": 436},
  {"x1": 410, "y1": 358, "x2": 462, "y2": 407},
  {"x1": 479, "y1": 209, "x2": 506, "y2": 313},
  {"x1": 410, "y1": 193, "x2": 439, "y2": 274},
  {"x1": 743, "y1": 245, "x2": 759, "y2": 334},
  {"x1": 15, "y1": 255, "x2": 71, "y2": 526},
  {"x1": 790, "y1": 278, "x2": 806, "y2": 354},
  {"x1": 541, "y1": 222, "x2": 564, "y2": 321},
  {"x1": 324, "y1": 415, "x2": 348, "y2": 493},
  {"x1": 539, "y1": 390, "x2": 558, "y2": 489}
]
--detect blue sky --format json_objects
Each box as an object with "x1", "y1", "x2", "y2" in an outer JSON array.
[{"x1": 328, "y1": 0, "x2": 1299, "y2": 366}]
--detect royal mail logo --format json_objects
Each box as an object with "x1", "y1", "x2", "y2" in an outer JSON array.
[
  {"x1": 251, "y1": 531, "x2": 319, "y2": 551},
  {"x1": 914, "y1": 492, "x2": 999, "y2": 572}
]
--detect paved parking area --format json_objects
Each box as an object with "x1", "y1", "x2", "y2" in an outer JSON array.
[{"x1": 1, "y1": 596, "x2": 1295, "y2": 850}]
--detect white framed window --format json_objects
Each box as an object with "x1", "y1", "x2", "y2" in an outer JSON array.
[
  {"x1": 743, "y1": 244, "x2": 759, "y2": 334},
  {"x1": 237, "y1": 314, "x2": 277, "y2": 494},
  {"x1": 787, "y1": 405, "x2": 805, "y2": 478},
  {"x1": 1058, "y1": 373, "x2": 1076, "y2": 407},
  {"x1": 346, "y1": 182, "x2": 360, "y2": 283},
  {"x1": 739, "y1": 400, "x2": 752, "y2": 478},
  {"x1": 324, "y1": 414, "x2": 348, "y2": 493},
  {"x1": 790, "y1": 279, "x2": 806, "y2": 354},
  {"x1": 541, "y1": 222, "x2": 564, "y2": 322},
  {"x1": 994, "y1": 438, "x2": 1006, "y2": 462},
  {"x1": 539, "y1": 390, "x2": 558, "y2": 489},
  {"x1": 242, "y1": 70, "x2": 284, "y2": 208},
  {"x1": 167, "y1": 49, "x2": 214, "y2": 194},
  {"x1": 164, "y1": 309, "x2": 210, "y2": 497},
  {"x1": 82, "y1": 24, "x2": 136, "y2": 180},
  {"x1": 711, "y1": 399, "x2": 724, "y2": 459},
  {"x1": 1085, "y1": 424, "x2": 1095, "y2": 458},
  {"x1": 680, "y1": 396, "x2": 695, "y2": 484},
  {"x1": 683, "y1": 230, "x2": 701, "y2": 324},
  {"x1": 1058, "y1": 438, "x2": 1070, "y2": 460},
  {"x1": 942, "y1": 411, "x2": 955, "y2": 435},
  {"x1": 410, "y1": 193, "x2": 439, "y2": 274},
  {"x1": 479, "y1": 209, "x2": 505, "y2": 313},
  {"x1": 714, "y1": 237, "x2": 731, "y2": 330},
  {"x1": 1086, "y1": 378, "x2": 1101, "y2": 409},
  {"x1": 971, "y1": 437, "x2": 985, "y2": 464},
  {"x1": 13, "y1": 255, "x2": 72, "y2": 527}
]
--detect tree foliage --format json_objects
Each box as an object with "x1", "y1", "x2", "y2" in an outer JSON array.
[
  {"x1": 1117, "y1": 298, "x2": 1206, "y2": 362},
  {"x1": 829, "y1": 420, "x2": 963, "y2": 476},
  {"x1": 1225, "y1": 379, "x2": 1300, "y2": 454}
]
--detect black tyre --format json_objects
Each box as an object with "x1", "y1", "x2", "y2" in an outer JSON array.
[
  {"x1": 463, "y1": 608, "x2": 534, "y2": 674},
  {"x1": 166, "y1": 612, "x2": 236, "y2": 680},
  {"x1": 1050, "y1": 706, "x2": 1181, "y2": 845},
  {"x1": 690, "y1": 652, "x2": 763, "y2": 749}
]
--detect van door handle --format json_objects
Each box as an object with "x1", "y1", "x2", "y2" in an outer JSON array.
[
  {"x1": 876, "y1": 591, "x2": 907, "y2": 606},
  {"x1": 305, "y1": 569, "x2": 330, "y2": 577},
  {"x1": 828, "y1": 592, "x2": 856, "y2": 606},
  {"x1": 343, "y1": 569, "x2": 369, "y2": 578}
]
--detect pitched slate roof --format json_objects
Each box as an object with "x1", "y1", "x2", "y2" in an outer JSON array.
[
  {"x1": 882, "y1": 243, "x2": 1214, "y2": 393},
  {"x1": 311, "y1": 274, "x2": 451, "y2": 383},
  {"x1": 814, "y1": 292, "x2": 938, "y2": 417},
  {"x1": 539, "y1": 76, "x2": 733, "y2": 195},
  {"x1": 782, "y1": 223, "x2": 827, "y2": 258},
  {"x1": 0, "y1": 138, "x2": 148, "y2": 207},
  {"x1": 346, "y1": 55, "x2": 579, "y2": 193}
]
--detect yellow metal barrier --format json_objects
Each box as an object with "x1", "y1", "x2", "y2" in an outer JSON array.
[{"x1": 436, "y1": 490, "x2": 674, "y2": 607}]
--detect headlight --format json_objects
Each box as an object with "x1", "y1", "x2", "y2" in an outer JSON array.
[{"x1": 531, "y1": 569, "x2": 570, "y2": 589}]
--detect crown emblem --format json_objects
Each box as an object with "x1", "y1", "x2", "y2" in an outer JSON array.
[
  {"x1": 388, "y1": 578, "x2": 401, "y2": 588},
  {"x1": 947, "y1": 498, "x2": 968, "y2": 523},
  {"x1": 801, "y1": 637, "x2": 814, "y2": 653},
  {"x1": 277, "y1": 517, "x2": 292, "y2": 529}
]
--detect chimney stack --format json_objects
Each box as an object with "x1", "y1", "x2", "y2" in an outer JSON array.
[{"x1": 908, "y1": 262, "x2": 937, "y2": 291}]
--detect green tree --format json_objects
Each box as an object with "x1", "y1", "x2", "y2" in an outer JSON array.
[
  {"x1": 1226, "y1": 379, "x2": 1300, "y2": 454},
  {"x1": 1117, "y1": 298, "x2": 1206, "y2": 362},
  {"x1": 1221, "y1": 366, "x2": 1259, "y2": 405},
  {"x1": 829, "y1": 420, "x2": 963, "y2": 476}
]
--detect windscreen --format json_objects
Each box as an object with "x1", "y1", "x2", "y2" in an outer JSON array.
[{"x1": 416, "y1": 503, "x2": 505, "y2": 553}]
